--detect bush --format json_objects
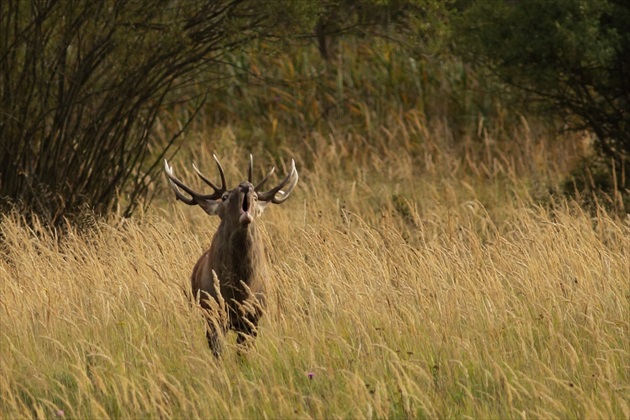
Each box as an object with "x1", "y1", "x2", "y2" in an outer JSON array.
[
  {"x1": 453, "y1": 0, "x2": 630, "y2": 178},
  {"x1": 0, "y1": 0, "x2": 306, "y2": 225}
]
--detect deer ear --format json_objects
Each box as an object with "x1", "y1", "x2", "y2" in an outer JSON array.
[
  {"x1": 197, "y1": 199, "x2": 223, "y2": 216},
  {"x1": 256, "y1": 200, "x2": 271, "y2": 216}
]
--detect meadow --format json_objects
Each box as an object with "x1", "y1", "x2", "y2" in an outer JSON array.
[{"x1": 1, "y1": 40, "x2": 629, "y2": 418}]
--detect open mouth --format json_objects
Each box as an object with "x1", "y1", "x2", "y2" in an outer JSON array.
[
  {"x1": 242, "y1": 195, "x2": 250, "y2": 213},
  {"x1": 239, "y1": 194, "x2": 253, "y2": 225}
]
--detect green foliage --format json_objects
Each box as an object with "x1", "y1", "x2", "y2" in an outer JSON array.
[
  {"x1": 310, "y1": 0, "x2": 449, "y2": 58},
  {"x1": 198, "y1": 37, "x2": 514, "y2": 158},
  {"x1": 453, "y1": 0, "x2": 630, "y2": 172}
]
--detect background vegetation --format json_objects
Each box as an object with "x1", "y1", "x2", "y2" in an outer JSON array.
[
  {"x1": 454, "y1": 0, "x2": 630, "y2": 200},
  {"x1": 0, "y1": 0, "x2": 315, "y2": 224},
  {"x1": 1, "y1": 0, "x2": 629, "y2": 418},
  {"x1": 2, "y1": 0, "x2": 628, "y2": 222}
]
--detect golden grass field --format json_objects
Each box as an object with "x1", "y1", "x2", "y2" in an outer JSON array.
[{"x1": 1, "y1": 115, "x2": 628, "y2": 419}]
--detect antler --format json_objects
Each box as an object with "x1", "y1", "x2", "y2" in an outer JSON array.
[
  {"x1": 248, "y1": 154, "x2": 254, "y2": 184},
  {"x1": 249, "y1": 154, "x2": 276, "y2": 191},
  {"x1": 164, "y1": 155, "x2": 227, "y2": 205},
  {"x1": 193, "y1": 154, "x2": 227, "y2": 192},
  {"x1": 257, "y1": 159, "x2": 298, "y2": 204}
]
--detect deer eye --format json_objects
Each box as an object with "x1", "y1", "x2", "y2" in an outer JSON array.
[{"x1": 222, "y1": 192, "x2": 229, "y2": 201}]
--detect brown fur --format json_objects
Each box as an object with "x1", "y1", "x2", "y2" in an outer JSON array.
[
  {"x1": 192, "y1": 182, "x2": 270, "y2": 356},
  {"x1": 165, "y1": 157, "x2": 297, "y2": 357}
]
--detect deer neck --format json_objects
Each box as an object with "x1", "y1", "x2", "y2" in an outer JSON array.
[{"x1": 216, "y1": 222, "x2": 263, "y2": 286}]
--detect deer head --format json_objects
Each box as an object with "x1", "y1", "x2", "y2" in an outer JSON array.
[{"x1": 163, "y1": 154, "x2": 298, "y2": 227}]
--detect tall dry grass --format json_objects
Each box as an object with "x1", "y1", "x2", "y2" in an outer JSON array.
[{"x1": 1, "y1": 113, "x2": 628, "y2": 418}]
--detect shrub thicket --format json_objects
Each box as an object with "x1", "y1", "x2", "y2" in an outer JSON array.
[
  {"x1": 0, "y1": 0, "x2": 308, "y2": 225},
  {"x1": 453, "y1": 0, "x2": 630, "y2": 195}
]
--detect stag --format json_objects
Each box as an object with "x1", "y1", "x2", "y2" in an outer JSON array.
[{"x1": 164, "y1": 155, "x2": 298, "y2": 356}]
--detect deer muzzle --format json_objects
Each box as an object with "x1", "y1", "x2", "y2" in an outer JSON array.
[{"x1": 239, "y1": 192, "x2": 254, "y2": 225}]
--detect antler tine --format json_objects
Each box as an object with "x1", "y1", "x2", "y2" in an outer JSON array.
[
  {"x1": 254, "y1": 166, "x2": 275, "y2": 191},
  {"x1": 212, "y1": 154, "x2": 227, "y2": 191},
  {"x1": 164, "y1": 162, "x2": 195, "y2": 205},
  {"x1": 164, "y1": 160, "x2": 222, "y2": 204},
  {"x1": 248, "y1": 154, "x2": 253, "y2": 183},
  {"x1": 257, "y1": 160, "x2": 298, "y2": 204},
  {"x1": 164, "y1": 160, "x2": 199, "y2": 204},
  {"x1": 192, "y1": 163, "x2": 221, "y2": 191},
  {"x1": 269, "y1": 160, "x2": 298, "y2": 204}
]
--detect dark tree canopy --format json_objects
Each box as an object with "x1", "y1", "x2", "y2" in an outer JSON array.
[
  {"x1": 314, "y1": 0, "x2": 446, "y2": 59},
  {"x1": 454, "y1": 0, "x2": 630, "y2": 168}
]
